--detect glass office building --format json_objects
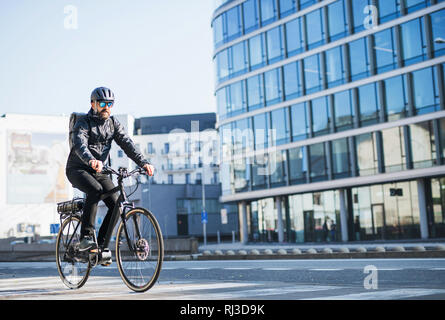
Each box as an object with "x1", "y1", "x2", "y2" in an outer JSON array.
[{"x1": 212, "y1": 0, "x2": 445, "y2": 243}]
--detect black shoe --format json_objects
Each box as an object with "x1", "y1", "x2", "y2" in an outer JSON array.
[{"x1": 78, "y1": 236, "x2": 97, "y2": 252}]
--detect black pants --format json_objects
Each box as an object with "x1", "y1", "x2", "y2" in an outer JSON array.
[{"x1": 66, "y1": 168, "x2": 119, "y2": 248}]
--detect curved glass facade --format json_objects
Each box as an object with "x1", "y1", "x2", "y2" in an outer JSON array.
[{"x1": 213, "y1": 0, "x2": 445, "y2": 243}]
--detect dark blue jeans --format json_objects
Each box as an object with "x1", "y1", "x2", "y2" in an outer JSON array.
[{"x1": 66, "y1": 168, "x2": 119, "y2": 248}]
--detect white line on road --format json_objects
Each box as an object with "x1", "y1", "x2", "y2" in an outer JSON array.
[
  {"x1": 306, "y1": 288, "x2": 445, "y2": 300},
  {"x1": 309, "y1": 268, "x2": 344, "y2": 271}
]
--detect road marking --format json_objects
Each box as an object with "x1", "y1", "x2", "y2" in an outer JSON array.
[
  {"x1": 223, "y1": 267, "x2": 253, "y2": 270},
  {"x1": 309, "y1": 268, "x2": 344, "y2": 271},
  {"x1": 173, "y1": 285, "x2": 344, "y2": 300},
  {"x1": 306, "y1": 288, "x2": 445, "y2": 300},
  {"x1": 262, "y1": 268, "x2": 292, "y2": 271},
  {"x1": 431, "y1": 268, "x2": 445, "y2": 271},
  {"x1": 376, "y1": 268, "x2": 403, "y2": 271}
]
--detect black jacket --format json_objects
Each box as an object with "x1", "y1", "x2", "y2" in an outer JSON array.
[{"x1": 66, "y1": 109, "x2": 149, "y2": 171}]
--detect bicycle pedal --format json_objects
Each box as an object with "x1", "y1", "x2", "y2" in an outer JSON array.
[{"x1": 90, "y1": 248, "x2": 99, "y2": 253}]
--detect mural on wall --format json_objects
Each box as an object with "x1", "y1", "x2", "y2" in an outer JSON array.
[{"x1": 7, "y1": 131, "x2": 70, "y2": 204}]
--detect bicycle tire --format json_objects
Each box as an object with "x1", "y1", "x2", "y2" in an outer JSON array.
[
  {"x1": 115, "y1": 207, "x2": 164, "y2": 292},
  {"x1": 56, "y1": 215, "x2": 91, "y2": 289}
]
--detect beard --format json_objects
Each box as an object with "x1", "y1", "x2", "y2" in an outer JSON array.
[{"x1": 99, "y1": 109, "x2": 110, "y2": 120}]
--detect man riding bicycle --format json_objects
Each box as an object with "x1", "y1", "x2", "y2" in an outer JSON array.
[{"x1": 65, "y1": 87, "x2": 154, "y2": 264}]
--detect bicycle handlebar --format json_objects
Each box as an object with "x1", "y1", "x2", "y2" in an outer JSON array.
[{"x1": 102, "y1": 165, "x2": 147, "y2": 178}]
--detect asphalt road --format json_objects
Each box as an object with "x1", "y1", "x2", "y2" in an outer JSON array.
[{"x1": 0, "y1": 259, "x2": 444, "y2": 300}]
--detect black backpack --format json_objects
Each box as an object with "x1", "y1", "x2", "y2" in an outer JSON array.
[{"x1": 68, "y1": 112, "x2": 87, "y2": 150}]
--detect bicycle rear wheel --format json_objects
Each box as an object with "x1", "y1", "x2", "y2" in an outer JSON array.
[
  {"x1": 116, "y1": 207, "x2": 164, "y2": 292},
  {"x1": 56, "y1": 216, "x2": 91, "y2": 289}
]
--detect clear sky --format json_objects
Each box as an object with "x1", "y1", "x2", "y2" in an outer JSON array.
[{"x1": 0, "y1": 0, "x2": 216, "y2": 118}]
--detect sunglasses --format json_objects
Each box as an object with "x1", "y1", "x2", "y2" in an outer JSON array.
[{"x1": 98, "y1": 101, "x2": 114, "y2": 108}]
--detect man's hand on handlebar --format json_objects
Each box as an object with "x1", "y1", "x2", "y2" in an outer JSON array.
[
  {"x1": 89, "y1": 159, "x2": 103, "y2": 173},
  {"x1": 143, "y1": 164, "x2": 155, "y2": 176}
]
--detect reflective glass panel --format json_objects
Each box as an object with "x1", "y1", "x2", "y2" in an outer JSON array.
[
  {"x1": 410, "y1": 121, "x2": 435, "y2": 169},
  {"x1": 404, "y1": 0, "x2": 427, "y2": 13},
  {"x1": 400, "y1": 18, "x2": 426, "y2": 66},
  {"x1": 325, "y1": 46, "x2": 345, "y2": 88},
  {"x1": 279, "y1": 0, "x2": 296, "y2": 17},
  {"x1": 285, "y1": 18, "x2": 304, "y2": 57},
  {"x1": 253, "y1": 113, "x2": 269, "y2": 150},
  {"x1": 351, "y1": 0, "x2": 372, "y2": 33},
  {"x1": 283, "y1": 61, "x2": 302, "y2": 100},
  {"x1": 384, "y1": 75, "x2": 408, "y2": 120},
  {"x1": 355, "y1": 133, "x2": 378, "y2": 176},
  {"x1": 249, "y1": 34, "x2": 266, "y2": 70},
  {"x1": 266, "y1": 26, "x2": 284, "y2": 64},
  {"x1": 290, "y1": 102, "x2": 309, "y2": 141},
  {"x1": 431, "y1": 9, "x2": 445, "y2": 57},
  {"x1": 332, "y1": 138, "x2": 350, "y2": 178},
  {"x1": 349, "y1": 38, "x2": 370, "y2": 81},
  {"x1": 311, "y1": 96, "x2": 331, "y2": 136},
  {"x1": 288, "y1": 146, "x2": 307, "y2": 184},
  {"x1": 226, "y1": 6, "x2": 242, "y2": 41},
  {"x1": 358, "y1": 83, "x2": 380, "y2": 125},
  {"x1": 228, "y1": 81, "x2": 246, "y2": 116},
  {"x1": 381, "y1": 127, "x2": 406, "y2": 172},
  {"x1": 270, "y1": 108, "x2": 290, "y2": 145},
  {"x1": 412, "y1": 67, "x2": 440, "y2": 114},
  {"x1": 213, "y1": 15, "x2": 224, "y2": 46},
  {"x1": 231, "y1": 41, "x2": 248, "y2": 76},
  {"x1": 306, "y1": 8, "x2": 325, "y2": 50},
  {"x1": 264, "y1": 68, "x2": 283, "y2": 106},
  {"x1": 374, "y1": 28, "x2": 398, "y2": 74},
  {"x1": 333, "y1": 90, "x2": 354, "y2": 131},
  {"x1": 377, "y1": 0, "x2": 400, "y2": 23},
  {"x1": 260, "y1": 0, "x2": 278, "y2": 26},
  {"x1": 304, "y1": 54, "x2": 322, "y2": 94},
  {"x1": 246, "y1": 74, "x2": 264, "y2": 111},
  {"x1": 243, "y1": 0, "x2": 260, "y2": 33},
  {"x1": 327, "y1": 0, "x2": 348, "y2": 41},
  {"x1": 309, "y1": 143, "x2": 327, "y2": 181}
]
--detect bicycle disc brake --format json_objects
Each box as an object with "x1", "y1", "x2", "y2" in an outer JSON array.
[{"x1": 136, "y1": 239, "x2": 150, "y2": 261}]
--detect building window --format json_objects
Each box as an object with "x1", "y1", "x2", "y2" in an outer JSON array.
[
  {"x1": 226, "y1": 5, "x2": 242, "y2": 41},
  {"x1": 358, "y1": 82, "x2": 380, "y2": 126},
  {"x1": 117, "y1": 150, "x2": 123, "y2": 158},
  {"x1": 266, "y1": 25, "x2": 285, "y2": 64},
  {"x1": 305, "y1": 8, "x2": 325, "y2": 50},
  {"x1": 168, "y1": 174, "x2": 173, "y2": 184},
  {"x1": 246, "y1": 74, "x2": 264, "y2": 111},
  {"x1": 325, "y1": 46, "x2": 345, "y2": 88},
  {"x1": 164, "y1": 143, "x2": 170, "y2": 154},
  {"x1": 327, "y1": 0, "x2": 348, "y2": 41},
  {"x1": 249, "y1": 34, "x2": 267, "y2": 71},
  {"x1": 373, "y1": 28, "x2": 398, "y2": 74},
  {"x1": 216, "y1": 49, "x2": 229, "y2": 82},
  {"x1": 264, "y1": 68, "x2": 283, "y2": 106},
  {"x1": 251, "y1": 155, "x2": 268, "y2": 190},
  {"x1": 231, "y1": 42, "x2": 248, "y2": 77},
  {"x1": 381, "y1": 126, "x2": 406, "y2": 173},
  {"x1": 411, "y1": 67, "x2": 440, "y2": 115},
  {"x1": 253, "y1": 113, "x2": 269, "y2": 150},
  {"x1": 409, "y1": 121, "x2": 436, "y2": 169},
  {"x1": 290, "y1": 102, "x2": 309, "y2": 141},
  {"x1": 431, "y1": 9, "x2": 445, "y2": 57},
  {"x1": 383, "y1": 75, "x2": 408, "y2": 121},
  {"x1": 349, "y1": 38, "x2": 371, "y2": 81},
  {"x1": 213, "y1": 14, "x2": 224, "y2": 47},
  {"x1": 283, "y1": 61, "x2": 302, "y2": 100},
  {"x1": 269, "y1": 150, "x2": 287, "y2": 187},
  {"x1": 355, "y1": 132, "x2": 379, "y2": 176},
  {"x1": 299, "y1": 0, "x2": 316, "y2": 10},
  {"x1": 279, "y1": 0, "x2": 297, "y2": 18},
  {"x1": 351, "y1": 0, "x2": 372, "y2": 33},
  {"x1": 288, "y1": 146, "x2": 307, "y2": 185},
  {"x1": 303, "y1": 54, "x2": 323, "y2": 94},
  {"x1": 185, "y1": 173, "x2": 190, "y2": 184},
  {"x1": 228, "y1": 81, "x2": 247, "y2": 117},
  {"x1": 400, "y1": 17, "x2": 427, "y2": 66},
  {"x1": 147, "y1": 142, "x2": 153, "y2": 154},
  {"x1": 377, "y1": 0, "x2": 400, "y2": 24},
  {"x1": 270, "y1": 108, "x2": 290, "y2": 146},
  {"x1": 404, "y1": 0, "x2": 428, "y2": 14},
  {"x1": 441, "y1": 118, "x2": 445, "y2": 162},
  {"x1": 430, "y1": 178, "x2": 445, "y2": 238},
  {"x1": 243, "y1": 0, "x2": 260, "y2": 34},
  {"x1": 285, "y1": 17, "x2": 304, "y2": 57},
  {"x1": 216, "y1": 87, "x2": 228, "y2": 119},
  {"x1": 309, "y1": 143, "x2": 327, "y2": 182},
  {"x1": 333, "y1": 89, "x2": 354, "y2": 131},
  {"x1": 260, "y1": 0, "x2": 278, "y2": 26},
  {"x1": 331, "y1": 138, "x2": 350, "y2": 178},
  {"x1": 311, "y1": 96, "x2": 331, "y2": 137}
]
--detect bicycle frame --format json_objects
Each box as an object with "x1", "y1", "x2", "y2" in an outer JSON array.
[{"x1": 60, "y1": 167, "x2": 145, "y2": 256}]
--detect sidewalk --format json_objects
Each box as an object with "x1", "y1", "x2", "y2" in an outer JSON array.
[{"x1": 194, "y1": 239, "x2": 445, "y2": 260}]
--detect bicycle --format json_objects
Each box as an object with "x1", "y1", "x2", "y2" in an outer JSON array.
[{"x1": 55, "y1": 166, "x2": 164, "y2": 292}]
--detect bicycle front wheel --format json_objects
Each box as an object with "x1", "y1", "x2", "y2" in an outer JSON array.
[
  {"x1": 56, "y1": 215, "x2": 91, "y2": 289},
  {"x1": 116, "y1": 207, "x2": 164, "y2": 292}
]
